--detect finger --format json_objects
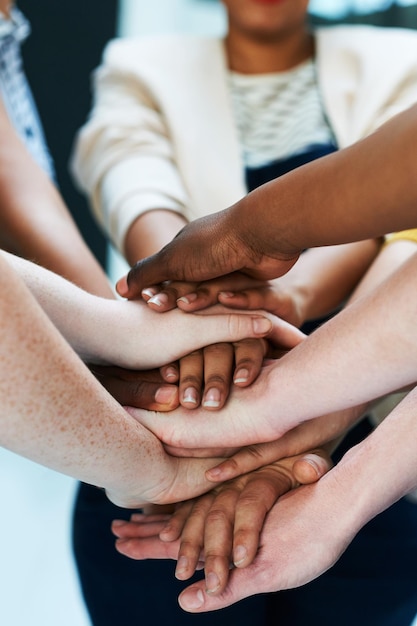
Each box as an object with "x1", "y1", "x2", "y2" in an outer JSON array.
[
  {"x1": 179, "y1": 350, "x2": 204, "y2": 408},
  {"x1": 141, "y1": 285, "x2": 159, "y2": 301},
  {"x1": 115, "y1": 534, "x2": 181, "y2": 561},
  {"x1": 233, "y1": 338, "x2": 268, "y2": 387},
  {"x1": 202, "y1": 343, "x2": 234, "y2": 410},
  {"x1": 177, "y1": 273, "x2": 266, "y2": 312},
  {"x1": 159, "y1": 362, "x2": 179, "y2": 383},
  {"x1": 197, "y1": 481, "x2": 241, "y2": 594},
  {"x1": 112, "y1": 518, "x2": 170, "y2": 539},
  {"x1": 141, "y1": 503, "x2": 176, "y2": 515},
  {"x1": 146, "y1": 281, "x2": 200, "y2": 311},
  {"x1": 175, "y1": 495, "x2": 215, "y2": 581},
  {"x1": 206, "y1": 421, "x2": 335, "y2": 483},
  {"x1": 292, "y1": 451, "x2": 332, "y2": 484},
  {"x1": 176, "y1": 289, "x2": 219, "y2": 312},
  {"x1": 206, "y1": 440, "x2": 284, "y2": 482},
  {"x1": 116, "y1": 252, "x2": 170, "y2": 300},
  {"x1": 218, "y1": 286, "x2": 276, "y2": 311},
  {"x1": 91, "y1": 365, "x2": 165, "y2": 384},
  {"x1": 202, "y1": 486, "x2": 240, "y2": 594},
  {"x1": 164, "y1": 444, "x2": 240, "y2": 458},
  {"x1": 232, "y1": 469, "x2": 292, "y2": 568},
  {"x1": 266, "y1": 316, "x2": 306, "y2": 350},
  {"x1": 131, "y1": 512, "x2": 173, "y2": 522},
  {"x1": 91, "y1": 366, "x2": 179, "y2": 411},
  {"x1": 159, "y1": 501, "x2": 194, "y2": 542},
  {"x1": 163, "y1": 312, "x2": 276, "y2": 363},
  {"x1": 116, "y1": 229, "x2": 220, "y2": 300},
  {"x1": 178, "y1": 567, "x2": 256, "y2": 613}
]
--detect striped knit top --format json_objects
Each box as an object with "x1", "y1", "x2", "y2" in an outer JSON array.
[{"x1": 228, "y1": 58, "x2": 336, "y2": 168}]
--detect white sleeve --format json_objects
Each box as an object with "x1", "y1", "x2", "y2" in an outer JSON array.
[{"x1": 70, "y1": 41, "x2": 189, "y2": 254}]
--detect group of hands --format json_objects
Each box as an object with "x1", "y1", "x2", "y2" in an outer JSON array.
[{"x1": 91, "y1": 231, "x2": 352, "y2": 611}]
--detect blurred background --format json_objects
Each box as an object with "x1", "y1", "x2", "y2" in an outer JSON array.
[{"x1": 0, "y1": 1, "x2": 416, "y2": 624}]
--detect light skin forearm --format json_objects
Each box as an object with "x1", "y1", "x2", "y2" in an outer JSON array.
[
  {"x1": 0, "y1": 255, "x2": 164, "y2": 505},
  {"x1": 0, "y1": 254, "x2": 230, "y2": 507},
  {"x1": 323, "y1": 386, "x2": 417, "y2": 529},
  {"x1": 257, "y1": 251, "x2": 417, "y2": 431},
  {"x1": 0, "y1": 99, "x2": 113, "y2": 299},
  {"x1": 1, "y1": 250, "x2": 286, "y2": 369},
  {"x1": 348, "y1": 238, "x2": 417, "y2": 303},
  {"x1": 277, "y1": 239, "x2": 381, "y2": 323}
]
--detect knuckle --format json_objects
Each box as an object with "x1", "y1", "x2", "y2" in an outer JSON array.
[
  {"x1": 205, "y1": 373, "x2": 229, "y2": 386},
  {"x1": 206, "y1": 507, "x2": 232, "y2": 528},
  {"x1": 179, "y1": 539, "x2": 202, "y2": 555},
  {"x1": 204, "y1": 342, "x2": 232, "y2": 356},
  {"x1": 180, "y1": 374, "x2": 202, "y2": 385},
  {"x1": 227, "y1": 313, "x2": 250, "y2": 338},
  {"x1": 244, "y1": 445, "x2": 267, "y2": 462},
  {"x1": 181, "y1": 349, "x2": 203, "y2": 362}
]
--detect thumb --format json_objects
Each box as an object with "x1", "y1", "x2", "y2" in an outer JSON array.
[
  {"x1": 178, "y1": 568, "x2": 256, "y2": 613},
  {"x1": 204, "y1": 313, "x2": 273, "y2": 343},
  {"x1": 116, "y1": 252, "x2": 169, "y2": 299},
  {"x1": 293, "y1": 451, "x2": 332, "y2": 485}
]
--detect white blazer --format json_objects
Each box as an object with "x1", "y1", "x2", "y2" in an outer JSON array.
[{"x1": 71, "y1": 25, "x2": 417, "y2": 253}]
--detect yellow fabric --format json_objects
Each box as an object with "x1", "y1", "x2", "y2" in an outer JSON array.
[{"x1": 384, "y1": 229, "x2": 417, "y2": 246}]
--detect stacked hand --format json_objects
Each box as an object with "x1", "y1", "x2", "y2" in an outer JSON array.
[
  {"x1": 116, "y1": 206, "x2": 300, "y2": 300},
  {"x1": 113, "y1": 447, "x2": 332, "y2": 594}
]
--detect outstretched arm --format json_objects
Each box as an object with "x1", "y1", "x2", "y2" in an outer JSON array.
[
  {"x1": 117, "y1": 104, "x2": 417, "y2": 297},
  {"x1": 0, "y1": 255, "x2": 225, "y2": 507},
  {"x1": 1, "y1": 250, "x2": 302, "y2": 369},
  {"x1": 0, "y1": 99, "x2": 113, "y2": 299}
]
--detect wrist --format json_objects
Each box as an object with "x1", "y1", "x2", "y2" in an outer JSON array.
[
  {"x1": 272, "y1": 276, "x2": 311, "y2": 326},
  {"x1": 323, "y1": 408, "x2": 417, "y2": 535},
  {"x1": 75, "y1": 298, "x2": 133, "y2": 366}
]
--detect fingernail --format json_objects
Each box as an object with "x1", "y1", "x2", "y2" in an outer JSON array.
[
  {"x1": 155, "y1": 386, "x2": 177, "y2": 404},
  {"x1": 219, "y1": 291, "x2": 235, "y2": 299},
  {"x1": 206, "y1": 572, "x2": 220, "y2": 594},
  {"x1": 178, "y1": 293, "x2": 197, "y2": 305},
  {"x1": 203, "y1": 388, "x2": 221, "y2": 408},
  {"x1": 180, "y1": 588, "x2": 205, "y2": 610},
  {"x1": 234, "y1": 368, "x2": 249, "y2": 384},
  {"x1": 252, "y1": 316, "x2": 272, "y2": 335},
  {"x1": 142, "y1": 288, "x2": 155, "y2": 300},
  {"x1": 234, "y1": 545, "x2": 247, "y2": 566},
  {"x1": 164, "y1": 366, "x2": 177, "y2": 381},
  {"x1": 206, "y1": 466, "x2": 222, "y2": 479},
  {"x1": 183, "y1": 387, "x2": 198, "y2": 405},
  {"x1": 159, "y1": 523, "x2": 173, "y2": 538},
  {"x1": 175, "y1": 556, "x2": 189, "y2": 578},
  {"x1": 302, "y1": 454, "x2": 324, "y2": 477},
  {"x1": 112, "y1": 519, "x2": 126, "y2": 528},
  {"x1": 149, "y1": 293, "x2": 169, "y2": 307},
  {"x1": 116, "y1": 276, "x2": 128, "y2": 296}
]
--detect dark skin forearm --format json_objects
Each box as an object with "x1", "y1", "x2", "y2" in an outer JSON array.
[
  {"x1": 117, "y1": 103, "x2": 417, "y2": 298},
  {"x1": 234, "y1": 104, "x2": 417, "y2": 255}
]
